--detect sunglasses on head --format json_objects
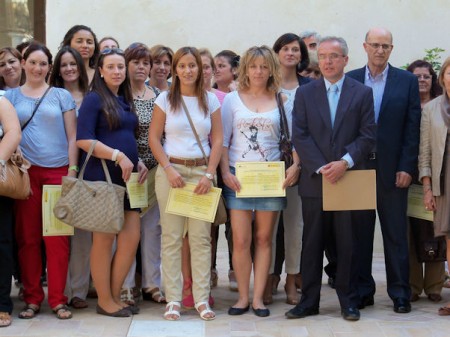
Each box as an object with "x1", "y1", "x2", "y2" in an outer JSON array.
[{"x1": 100, "y1": 48, "x2": 124, "y2": 55}]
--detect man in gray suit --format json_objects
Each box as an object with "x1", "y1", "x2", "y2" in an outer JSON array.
[{"x1": 286, "y1": 36, "x2": 376, "y2": 321}]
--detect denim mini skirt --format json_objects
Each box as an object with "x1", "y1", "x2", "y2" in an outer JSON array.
[{"x1": 223, "y1": 166, "x2": 286, "y2": 211}]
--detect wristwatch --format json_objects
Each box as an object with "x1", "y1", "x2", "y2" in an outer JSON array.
[
  {"x1": 205, "y1": 173, "x2": 214, "y2": 181},
  {"x1": 340, "y1": 159, "x2": 350, "y2": 169}
]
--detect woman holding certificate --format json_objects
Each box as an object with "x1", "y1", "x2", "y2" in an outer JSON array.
[
  {"x1": 77, "y1": 47, "x2": 147, "y2": 317},
  {"x1": 220, "y1": 46, "x2": 297, "y2": 317},
  {"x1": 149, "y1": 46, "x2": 222, "y2": 321}
]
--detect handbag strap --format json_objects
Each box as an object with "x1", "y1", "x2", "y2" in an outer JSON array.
[
  {"x1": 276, "y1": 92, "x2": 290, "y2": 140},
  {"x1": 21, "y1": 86, "x2": 51, "y2": 131},
  {"x1": 181, "y1": 97, "x2": 209, "y2": 166},
  {"x1": 78, "y1": 140, "x2": 114, "y2": 184}
]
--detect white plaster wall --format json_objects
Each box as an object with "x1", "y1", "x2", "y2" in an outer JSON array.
[{"x1": 46, "y1": 0, "x2": 450, "y2": 71}]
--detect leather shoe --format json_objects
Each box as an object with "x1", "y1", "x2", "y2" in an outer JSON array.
[
  {"x1": 358, "y1": 296, "x2": 374, "y2": 309},
  {"x1": 341, "y1": 307, "x2": 360, "y2": 321},
  {"x1": 285, "y1": 305, "x2": 319, "y2": 319},
  {"x1": 96, "y1": 305, "x2": 131, "y2": 317},
  {"x1": 410, "y1": 293, "x2": 420, "y2": 302},
  {"x1": 393, "y1": 298, "x2": 411, "y2": 313},
  {"x1": 252, "y1": 306, "x2": 270, "y2": 317},
  {"x1": 428, "y1": 294, "x2": 442, "y2": 302},
  {"x1": 228, "y1": 305, "x2": 249, "y2": 316}
]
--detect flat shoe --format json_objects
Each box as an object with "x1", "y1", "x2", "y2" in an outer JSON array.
[
  {"x1": 438, "y1": 306, "x2": 450, "y2": 316},
  {"x1": 124, "y1": 305, "x2": 140, "y2": 315},
  {"x1": 228, "y1": 305, "x2": 249, "y2": 316},
  {"x1": 70, "y1": 296, "x2": 88, "y2": 309},
  {"x1": 252, "y1": 306, "x2": 270, "y2": 317},
  {"x1": 96, "y1": 304, "x2": 131, "y2": 317},
  {"x1": 18, "y1": 304, "x2": 40, "y2": 319}
]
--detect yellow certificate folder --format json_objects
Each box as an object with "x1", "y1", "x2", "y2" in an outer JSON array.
[
  {"x1": 235, "y1": 161, "x2": 286, "y2": 198},
  {"x1": 126, "y1": 172, "x2": 149, "y2": 209},
  {"x1": 407, "y1": 184, "x2": 433, "y2": 221},
  {"x1": 165, "y1": 182, "x2": 222, "y2": 223},
  {"x1": 42, "y1": 185, "x2": 74, "y2": 236},
  {"x1": 322, "y1": 170, "x2": 376, "y2": 211}
]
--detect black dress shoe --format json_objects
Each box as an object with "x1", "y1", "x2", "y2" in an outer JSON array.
[
  {"x1": 252, "y1": 306, "x2": 270, "y2": 317},
  {"x1": 358, "y1": 296, "x2": 374, "y2": 309},
  {"x1": 393, "y1": 298, "x2": 411, "y2": 313},
  {"x1": 228, "y1": 305, "x2": 250, "y2": 315},
  {"x1": 285, "y1": 305, "x2": 319, "y2": 319},
  {"x1": 341, "y1": 307, "x2": 360, "y2": 321},
  {"x1": 327, "y1": 277, "x2": 336, "y2": 289}
]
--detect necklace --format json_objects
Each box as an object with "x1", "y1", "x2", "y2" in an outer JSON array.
[{"x1": 135, "y1": 86, "x2": 147, "y2": 99}]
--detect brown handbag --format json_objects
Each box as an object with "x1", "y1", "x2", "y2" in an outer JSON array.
[
  {"x1": 181, "y1": 98, "x2": 228, "y2": 226},
  {"x1": 53, "y1": 141, "x2": 126, "y2": 234},
  {"x1": 0, "y1": 146, "x2": 31, "y2": 199}
]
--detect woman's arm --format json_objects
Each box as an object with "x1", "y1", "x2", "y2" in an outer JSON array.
[
  {"x1": 193, "y1": 107, "x2": 223, "y2": 195},
  {"x1": 0, "y1": 98, "x2": 21, "y2": 161},
  {"x1": 148, "y1": 105, "x2": 185, "y2": 188},
  {"x1": 62, "y1": 109, "x2": 78, "y2": 177}
]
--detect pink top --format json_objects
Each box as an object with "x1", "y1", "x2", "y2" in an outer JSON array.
[{"x1": 213, "y1": 89, "x2": 227, "y2": 105}]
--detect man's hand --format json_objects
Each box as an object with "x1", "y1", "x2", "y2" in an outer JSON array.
[
  {"x1": 320, "y1": 160, "x2": 347, "y2": 184},
  {"x1": 395, "y1": 171, "x2": 412, "y2": 188}
]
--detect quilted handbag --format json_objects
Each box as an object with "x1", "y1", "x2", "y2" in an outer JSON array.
[
  {"x1": 53, "y1": 141, "x2": 126, "y2": 234},
  {"x1": 0, "y1": 146, "x2": 31, "y2": 199}
]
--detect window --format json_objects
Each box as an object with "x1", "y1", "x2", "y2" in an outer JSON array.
[{"x1": 0, "y1": 0, "x2": 46, "y2": 48}]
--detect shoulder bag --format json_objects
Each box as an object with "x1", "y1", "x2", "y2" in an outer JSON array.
[
  {"x1": 0, "y1": 87, "x2": 50, "y2": 199},
  {"x1": 181, "y1": 98, "x2": 228, "y2": 226},
  {"x1": 277, "y1": 92, "x2": 294, "y2": 169},
  {"x1": 53, "y1": 140, "x2": 126, "y2": 233}
]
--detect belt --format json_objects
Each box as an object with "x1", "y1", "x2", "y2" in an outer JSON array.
[
  {"x1": 169, "y1": 157, "x2": 207, "y2": 167},
  {"x1": 368, "y1": 152, "x2": 377, "y2": 160}
]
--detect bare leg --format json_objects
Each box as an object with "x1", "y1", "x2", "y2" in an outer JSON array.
[
  {"x1": 252, "y1": 211, "x2": 278, "y2": 310},
  {"x1": 230, "y1": 210, "x2": 253, "y2": 309},
  {"x1": 111, "y1": 211, "x2": 140, "y2": 306},
  {"x1": 90, "y1": 232, "x2": 121, "y2": 313}
]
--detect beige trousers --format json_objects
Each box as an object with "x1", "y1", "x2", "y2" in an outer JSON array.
[{"x1": 155, "y1": 164, "x2": 211, "y2": 303}]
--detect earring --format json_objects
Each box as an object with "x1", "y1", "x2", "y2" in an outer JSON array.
[{"x1": 101, "y1": 74, "x2": 104, "y2": 78}]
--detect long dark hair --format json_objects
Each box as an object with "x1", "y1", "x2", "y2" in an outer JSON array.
[
  {"x1": 273, "y1": 33, "x2": 310, "y2": 73},
  {"x1": 169, "y1": 47, "x2": 208, "y2": 115},
  {"x1": 406, "y1": 59, "x2": 442, "y2": 99},
  {"x1": 60, "y1": 25, "x2": 99, "y2": 69},
  {"x1": 49, "y1": 46, "x2": 89, "y2": 95},
  {"x1": 91, "y1": 49, "x2": 135, "y2": 129}
]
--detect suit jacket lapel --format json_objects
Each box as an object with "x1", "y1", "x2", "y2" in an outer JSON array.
[
  {"x1": 332, "y1": 77, "x2": 355, "y2": 135},
  {"x1": 314, "y1": 79, "x2": 333, "y2": 130},
  {"x1": 379, "y1": 64, "x2": 397, "y2": 120}
]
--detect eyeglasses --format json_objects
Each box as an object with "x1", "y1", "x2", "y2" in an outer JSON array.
[
  {"x1": 317, "y1": 53, "x2": 345, "y2": 61},
  {"x1": 366, "y1": 43, "x2": 392, "y2": 51},
  {"x1": 415, "y1": 74, "x2": 432, "y2": 80},
  {"x1": 100, "y1": 48, "x2": 124, "y2": 55}
]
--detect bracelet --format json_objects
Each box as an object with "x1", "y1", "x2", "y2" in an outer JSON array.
[
  {"x1": 0, "y1": 159, "x2": 6, "y2": 167},
  {"x1": 68, "y1": 165, "x2": 79, "y2": 172},
  {"x1": 115, "y1": 152, "x2": 124, "y2": 166},
  {"x1": 111, "y1": 149, "x2": 120, "y2": 162},
  {"x1": 163, "y1": 163, "x2": 172, "y2": 170}
]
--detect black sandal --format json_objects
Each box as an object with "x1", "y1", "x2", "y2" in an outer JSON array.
[
  {"x1": 18, "y1": 304, "x2": 40, "y2": 319},
  {"x1": 52, "y1": 304, "x2": 73, "y2": 320}
]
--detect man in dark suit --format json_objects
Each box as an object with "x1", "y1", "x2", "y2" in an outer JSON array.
[
  {"x1": 286, "y1": 36, "x2": 376, "y2": 321},
  {"x1": 347, "y1": 27, "x2": 421, "y2": 313}
]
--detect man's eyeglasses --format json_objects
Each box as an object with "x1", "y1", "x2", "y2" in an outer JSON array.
[
  {"x1": 100, "y1": 48, "x2": 124, "y2": 55},
  {"x1": 415, "y1": 74, "x2": 432, "y2": 80},
  {"x1": 318, "y1": 53, "x2": 345, "y2": 61},
  {"x1": 366, "y1": 43, "x2": 392, "y2": 51}
]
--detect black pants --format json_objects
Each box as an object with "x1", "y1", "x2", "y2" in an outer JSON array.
[{"x1": 0, "y1": 196, "x2": 14, "y2": 314}]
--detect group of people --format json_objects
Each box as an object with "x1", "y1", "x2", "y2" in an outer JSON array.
[{"x1": 1, "y1": 23, "x2": 450, "y2": 328}]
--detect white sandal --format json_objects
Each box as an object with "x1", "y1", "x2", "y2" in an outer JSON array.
[
  {"x1": 195, "y1": 301, "x2": 215, "y2": 321},
  {"x1": 163, "y1": 301, "x2": 181, "y2": 321}
]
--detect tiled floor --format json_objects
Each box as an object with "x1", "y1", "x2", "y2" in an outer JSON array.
[{"x1": 2, "y1": 226, "x2": 450, "y2": 337}]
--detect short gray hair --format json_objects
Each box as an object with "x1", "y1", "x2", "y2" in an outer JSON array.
[
  {"x1": 299, "y1": 30, "x2": 320, "y2": 41},
  {"x1": 318, "y1": 36, "x2": 348, "y2": 56}
]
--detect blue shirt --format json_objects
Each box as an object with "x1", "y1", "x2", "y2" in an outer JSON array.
[{"x1": 364, "y1": 64, "x2": 389, "y2": 123}]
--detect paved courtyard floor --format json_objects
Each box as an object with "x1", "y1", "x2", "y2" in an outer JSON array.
[{"x1": 1, "y1": 227, "x2": 450, "y2": 337}]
